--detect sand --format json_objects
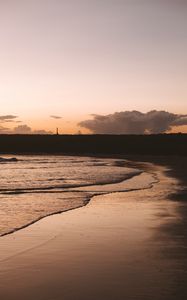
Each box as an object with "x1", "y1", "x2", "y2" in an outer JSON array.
[{"x1": 0, "y1": 161, "x2": 187, "y2": 300}]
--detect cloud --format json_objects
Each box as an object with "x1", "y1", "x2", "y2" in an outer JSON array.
[
  {"x1": 13, "y1": 125, "x2": 52, "y2": 134},
  {"x1": 172, "y1": 116, "x2": 187, "y2": 126},
  {"x1": 13, "y1": 125, "x2": 32, "y2": 134},
  {"x1": 0, "y1": 124, "x2": 52, "y2": 134},
  {"x1": 0, "y1": 115, "x2": 18, "y2": 122},
  {"x1": 33, "y1": 129, "x2": 53, "y2": 134},
  {"x1": 50, "y1": 115, "x2": 62, "y2": 119},
  {"x1": 0, "y1": 125, "x2": 10, "y2": 132},
  {"x1": 79, "y1": 110, "x2": 187, "y2": 134}
]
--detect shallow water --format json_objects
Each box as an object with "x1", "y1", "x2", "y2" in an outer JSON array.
[{"x1": 0, "y1": 155, "x2": 156, "y2": 236}]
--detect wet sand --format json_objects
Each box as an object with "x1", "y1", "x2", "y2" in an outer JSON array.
[{"x1": 0, "y1": 161, "x2": 187, "y2": 300}]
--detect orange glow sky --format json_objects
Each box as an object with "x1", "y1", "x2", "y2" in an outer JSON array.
[{"x1": 0, "y1": 0, "x2": 187, "y2": 134}]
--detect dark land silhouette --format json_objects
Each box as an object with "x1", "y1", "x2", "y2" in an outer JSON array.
[{"x1": 0, "y1": 133, "x2": 186, "y2": 155}]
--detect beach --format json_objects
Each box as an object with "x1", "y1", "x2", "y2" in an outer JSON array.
[
  {"x1": 1, "y1": 0, "x2": 187, "y2": 298},
  {"x1": 0, "y1": 158, "x2": 187, "y2": 300}
]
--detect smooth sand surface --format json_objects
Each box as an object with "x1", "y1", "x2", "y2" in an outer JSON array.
[{"x1": 0, "y1": 163, "x2": 187, "y2": 300}]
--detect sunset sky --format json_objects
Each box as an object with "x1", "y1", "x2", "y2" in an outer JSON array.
[{"x1": 0, "y1": 0, "x2": 186, "y2": 134}]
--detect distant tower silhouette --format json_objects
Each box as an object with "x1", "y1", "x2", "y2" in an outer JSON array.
[{"x1": 56, "y1": 127, "x2": 59, "y2": 135}]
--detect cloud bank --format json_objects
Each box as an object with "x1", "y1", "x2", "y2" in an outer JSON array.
[
  {"x1": 0, "y1": 124, "x2": 52, "y2": 134},
  {"x1": 0, "y1": 115, "x2": 53, "y2": 134},
  {"x1": 0, "y1": 114, "x2": 55, "y2": 134},
  {"x1": 79, "y1": 110, "x2": 187, "y2": 134}
]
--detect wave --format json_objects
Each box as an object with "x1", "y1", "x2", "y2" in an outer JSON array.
[
  {"x1": 0, "y1": 157, "x2": 18, "y2": 163},
  {"x1": 0, "y1": 170, "x2": 142, "y2": 195},
  {"x1": 0, "y1": 157, "x2": 160, "y2": 238},
  {"x1": 0, "y1": 170, "x2": 159, "y2": 237}
]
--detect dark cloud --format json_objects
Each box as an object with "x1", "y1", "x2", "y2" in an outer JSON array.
[
  {"x1": 0, "y1": 115, "x2": 17, "y2": 122},
  {"x1": 50, "y1": 115, "x2": 62, "y2": 119},
  {"x1": 79, "y1": 110, "x2": 187, "y2": 134}
]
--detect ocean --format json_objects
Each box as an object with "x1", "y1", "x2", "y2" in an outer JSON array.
[{"x1": 0, "y1": 155, "x2": 157, "y2": 236}]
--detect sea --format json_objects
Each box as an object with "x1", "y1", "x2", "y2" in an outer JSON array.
[{"x1": 0, "y1": 155, "x2": 157, "y2": 236}]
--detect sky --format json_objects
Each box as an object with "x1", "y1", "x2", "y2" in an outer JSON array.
[{"x1": 0, "y1": 0, "x2": 186, "y2": 134}]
